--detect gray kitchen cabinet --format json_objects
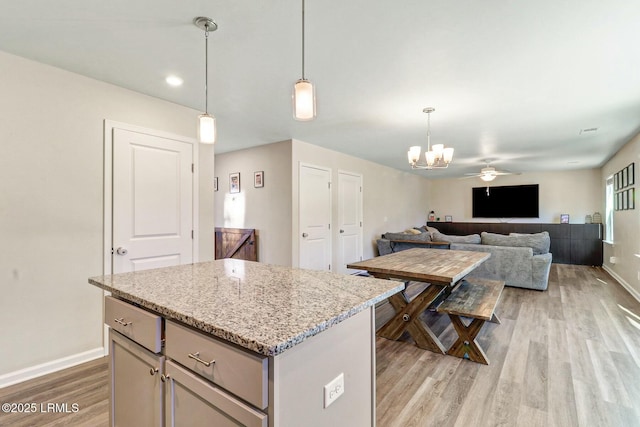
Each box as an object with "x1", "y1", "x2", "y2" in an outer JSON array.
[{"x1": 109, "y1": 329, "x2": 165, "y2": 427}]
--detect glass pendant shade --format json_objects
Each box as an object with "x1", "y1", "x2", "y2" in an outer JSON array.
[
  {"x1": 408, "y1": 146, "x2": 421, "y2": 164},
  {"x1": 198, "y1": 113, "x2": 216, "y2": 144},
  {"x1": 432, "y1": 144, "x2": 444, "y2": 159},
  {"x1": 293, "y1": 79, "x2": 316, "y2": 121},
  {"x1": 425, "y1": 151, "x2": 436, "y2": 166},
  {"x1": 443, "y1": 147, "x2": 454, "y2": 163}
]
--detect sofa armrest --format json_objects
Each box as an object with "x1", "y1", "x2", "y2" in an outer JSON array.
[
  {"x1": 531, "y1": 253, "x2": 553, "y2": 291},
  {"x1": 377, "y1": 239, "x2": 393, "y2": 256}
]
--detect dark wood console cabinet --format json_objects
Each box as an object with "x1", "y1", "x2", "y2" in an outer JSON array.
[{"x1": 427, "y1": 222, "x2": 603, "y2": 266}]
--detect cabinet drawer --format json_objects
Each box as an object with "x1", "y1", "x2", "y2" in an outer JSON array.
[
  {"x1": 165, "y1": 320, "x2": 268, "y2": 410},
  {"x1": 165, "y1": 360, "x2": 267, "y2": 427},
  {"x1": 105, "y1": 296, "x2": 162, "y2": 353}
]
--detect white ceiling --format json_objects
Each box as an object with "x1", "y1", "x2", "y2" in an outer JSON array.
[{"x1": 2, "y1": 0, "x2": 639, "y2": 178}]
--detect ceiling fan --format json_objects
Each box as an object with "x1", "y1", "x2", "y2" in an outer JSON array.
[{"x1": 462, "y1": 162, "x2": 520, "y2": 182}]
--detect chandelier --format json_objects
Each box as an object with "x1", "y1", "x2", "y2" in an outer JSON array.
[{"x1": 408, "y1": 108, "x2": 454, "y2": 169}]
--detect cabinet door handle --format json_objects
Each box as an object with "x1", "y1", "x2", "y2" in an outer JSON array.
[
  {"x1": 149, "y1": 368, "x2": 159, "y2": 376},
  {"x1": 188, "y1": 352, "x2": 215, "y2": 367},
  {"x1": 160, "y1": 374, "x2": 170, "y2": 382},
  {"x1": 114, "y1": 318, "x2": 133, "y2": 326}
]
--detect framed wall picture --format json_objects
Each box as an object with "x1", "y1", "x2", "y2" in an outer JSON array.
[
  {"x1": 614, "y1": 192, "x2": 618, "y2": 210},
  {"x1": 629, "y1": 188, "x2": 635, "y2": 209},
  {"x1": 254, "y1": 171, "x2": 264, "y2": 188},
  {"x1": 622, "y1": 167, "x2": 628, "y2": 188},
  {"x1": 622, "y1": 190, "x2": 628, "y2": 210},
  {"x1": 628, "y1": 163, "x2": 635, "y2": 186},
  {"x1": 445, "y1": 215, "x2": 452, "y2": 222},
  {"x1": 214, "y1": 177, "x2": 218, "y2": 192},
  {"x1": 617, "y1": 191, "x2": 622, "y2": 210},
  {"x1": 229, "y1": 172, "x2": 240, "y2": 193},
  {"x1": 560, "y1": 214, "x2": 569, "y2": 224},
  {"x1": 614, "y1": 172, "x2": 619, "y2": 190}
]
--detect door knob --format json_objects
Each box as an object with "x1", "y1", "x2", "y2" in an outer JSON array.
[
  {"x1": 302, "y1": 233, "x2": 308, "y2": 238},
  {"x1": 340, "y1": 229, "x2": 345, "y2": 233},
  {"x1": 116, "y1": 247, "x2": 128, "y2": 255}
]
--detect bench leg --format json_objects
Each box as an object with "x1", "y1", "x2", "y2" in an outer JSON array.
[
  {"x1": 377, "y1": 285, "x2": 447, "y2": 354},
  {"x1": 446, "y1": 315, "x2": 490, "y2": 365}
]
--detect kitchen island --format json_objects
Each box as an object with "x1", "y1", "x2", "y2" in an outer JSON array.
[{"x1": 89, "y1": 258, "x2": 403, "y2": 427}]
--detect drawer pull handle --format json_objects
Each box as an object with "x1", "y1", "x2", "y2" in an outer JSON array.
[
  {"x1": 114, "y1": 318, "x2": 133, "y2": 326},
  {"x1": 160, "y1": 374, "x2": 170, "y2": 383},
  {"x1": 150, "y1": 368, "x2": 159, "y2": 376},
  {"x1": 188, "y1": 352, "x2": 215, "y2": 367}
]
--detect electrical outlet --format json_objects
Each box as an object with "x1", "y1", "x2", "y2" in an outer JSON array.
[{"x1": 323, "y1": 373, "x2": 344, "y2": 408}]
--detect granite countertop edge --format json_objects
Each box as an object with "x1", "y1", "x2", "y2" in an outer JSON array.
[{"x1": 90, "y1": 278, "x2": 402, "y2": 357}]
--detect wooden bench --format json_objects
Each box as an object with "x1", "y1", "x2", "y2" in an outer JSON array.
[{"x1": 436, "y1": 278, "x2": 505, "y2": 365}]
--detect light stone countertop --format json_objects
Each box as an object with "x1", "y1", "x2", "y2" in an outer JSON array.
[{"x1": 89, "y1": 259, "x2": 403, "y2": 357}]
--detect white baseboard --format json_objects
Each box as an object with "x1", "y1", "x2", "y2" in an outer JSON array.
[
  {"x1": 603, "y1": 265, "x2": 640, "y2": 303},
  {"x1": 0, "y1": 347, "x2": 105, "y2": 389}
]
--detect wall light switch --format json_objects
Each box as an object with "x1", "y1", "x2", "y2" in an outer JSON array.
[{"x1": 323, "y1": 373, "x2": 344, "y2": 408}]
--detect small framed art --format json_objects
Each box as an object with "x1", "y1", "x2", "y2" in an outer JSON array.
[
  {"x1": 445, "y1": 215, "x2": 452, "y2": 222},
  {"x1": 628, "y1": 163, "x2": 635, "y2": 186},
  {"x1": 254, "y1": 171, "x2": 264, "y2": 188},
  {"x1": 560, "y1": 214, "x2": 569, "y2": 224},
  {"x1": 629, "y1": 188, "x2": 635, "y2": 210},
  {"x1": 230, "y1": 172, "x2": 240, "y2": 194}
]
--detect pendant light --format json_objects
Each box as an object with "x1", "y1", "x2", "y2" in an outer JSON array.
[
  {"x1": 194, "y1": 17, "x2": 218, "y2": 144},
  {"x1": 293, "y1": 0, "x2": 316, "y2": 120}
]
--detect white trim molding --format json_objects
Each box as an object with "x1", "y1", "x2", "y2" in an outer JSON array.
[
  {"x1": 0, "y1": 348, "x2": 104, "y2": 389},
  {"x1": 603, "y1": 265, "x2": 640, "y2": 303}
]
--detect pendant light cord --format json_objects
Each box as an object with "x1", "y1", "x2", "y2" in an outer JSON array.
[
  {"x1": 301, "y1": 0, "x2": 306, "y2": 80},
  {"x1": 204, "y1": 25, "x2": 209, "y2": 114}
]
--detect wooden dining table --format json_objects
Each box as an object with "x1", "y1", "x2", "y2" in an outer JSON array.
[{"x1": 347, "y1": 248, "x2": 490, "y2": 353}]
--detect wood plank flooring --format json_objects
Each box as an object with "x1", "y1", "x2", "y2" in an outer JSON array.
[{"x1": 1, "y1": 264, "x2": 639, "y2": 426}]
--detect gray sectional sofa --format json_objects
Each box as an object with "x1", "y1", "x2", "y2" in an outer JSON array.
[{"x1": 376, "y1": 228, "x2": 552, "y2": 291}]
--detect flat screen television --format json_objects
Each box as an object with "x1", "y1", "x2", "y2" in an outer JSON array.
[{"x1": 472, "y1": 184, "x2": 539, "y2": 218}]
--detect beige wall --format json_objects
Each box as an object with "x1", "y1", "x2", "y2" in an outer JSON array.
[
  {"x1": 214, "y1": 141, "x2": 293, "y2": 266},
  {"x1": 427, "y1": 169, "x2": 603, "y2": 224},
  {"x1": 0, "y1": 51, "x2": 214, "y2": 378},
  {"x1": 291, "y1": 139, "x2": 432, "y2": 267},
  {"x1": 602, "y1": 135, "x2": 640, "y2": 300},
  {"x1": 215, "y1": 139, "x2": 432, "y2": 270}
]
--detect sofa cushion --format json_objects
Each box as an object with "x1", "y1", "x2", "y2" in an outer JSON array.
[
  {"x1": 432, "y1": 231, "x2": 481, "y2": 244},
  {"x1": 481, "y1": 231, "x2": 550, "y2": 255},
  {"x1": 382, "y1": 231, "x2": 431, "y2": 242}
]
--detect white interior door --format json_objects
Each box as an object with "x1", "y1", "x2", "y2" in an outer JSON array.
[
  {"x1": 299, "y1": 164, "x2": 332, "y2": 271},
  {"x1": 337, "y1": 171, "x2": 363, "y2": 274},
  {"x1": 112, "y1": 128, "x2": 194, "y2": 274}
]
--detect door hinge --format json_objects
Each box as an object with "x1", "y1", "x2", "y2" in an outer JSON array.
[
  {"x1": 191, "y1": 230, "x2": 194, "y2": 239},
  {"x1": 328, "y1": 224, "x2": 331, "y2": 229},
  {"x1": 360, "y1": 221, "x2": 362, "y2": 227},
  {"x1": 329, "y1": 264, "x2": 331, "y2": 270},
  {"x1": 110, "y1": 248, "x2": 114, "y2": 255},
  {"x1": 191, "y1": 163, "x2": 194, "y2": 173},
  {"x1": 328, "y1": 182, "x2": 331, "y2": 189}
]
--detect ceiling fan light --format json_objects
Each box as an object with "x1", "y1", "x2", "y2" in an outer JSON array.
[
  {"x1": 293, "y1": 79, "x2": 316, "y2": 121},
  {"x1": 481, "y1": 173, "x2": 496, "y2": 182},
  {"x1": 197, "y1": 113, "x2": 216, "y2": 144},
  {"x1": 443, "y1": 147, "x2": 454, "y2": 163}
]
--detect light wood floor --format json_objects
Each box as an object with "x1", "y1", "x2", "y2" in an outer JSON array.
[{"x1": 2, "y1": 265, "x2": 639, "y2": 427}]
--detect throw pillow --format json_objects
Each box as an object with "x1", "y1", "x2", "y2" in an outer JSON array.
[
  {"x1": 432, "y1": 231, "x2": 481, "y2": 244},
  {"x1": 509, "y1": 231, "x2": 551, "y2": 255},
  {"x1": 405, "y1": 228, "x2": 422, "y2": 235}
]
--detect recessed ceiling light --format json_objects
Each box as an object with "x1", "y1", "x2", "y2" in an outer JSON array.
[{"x1": 165, "y1": 75, "x2": 183, "y2": 87}]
